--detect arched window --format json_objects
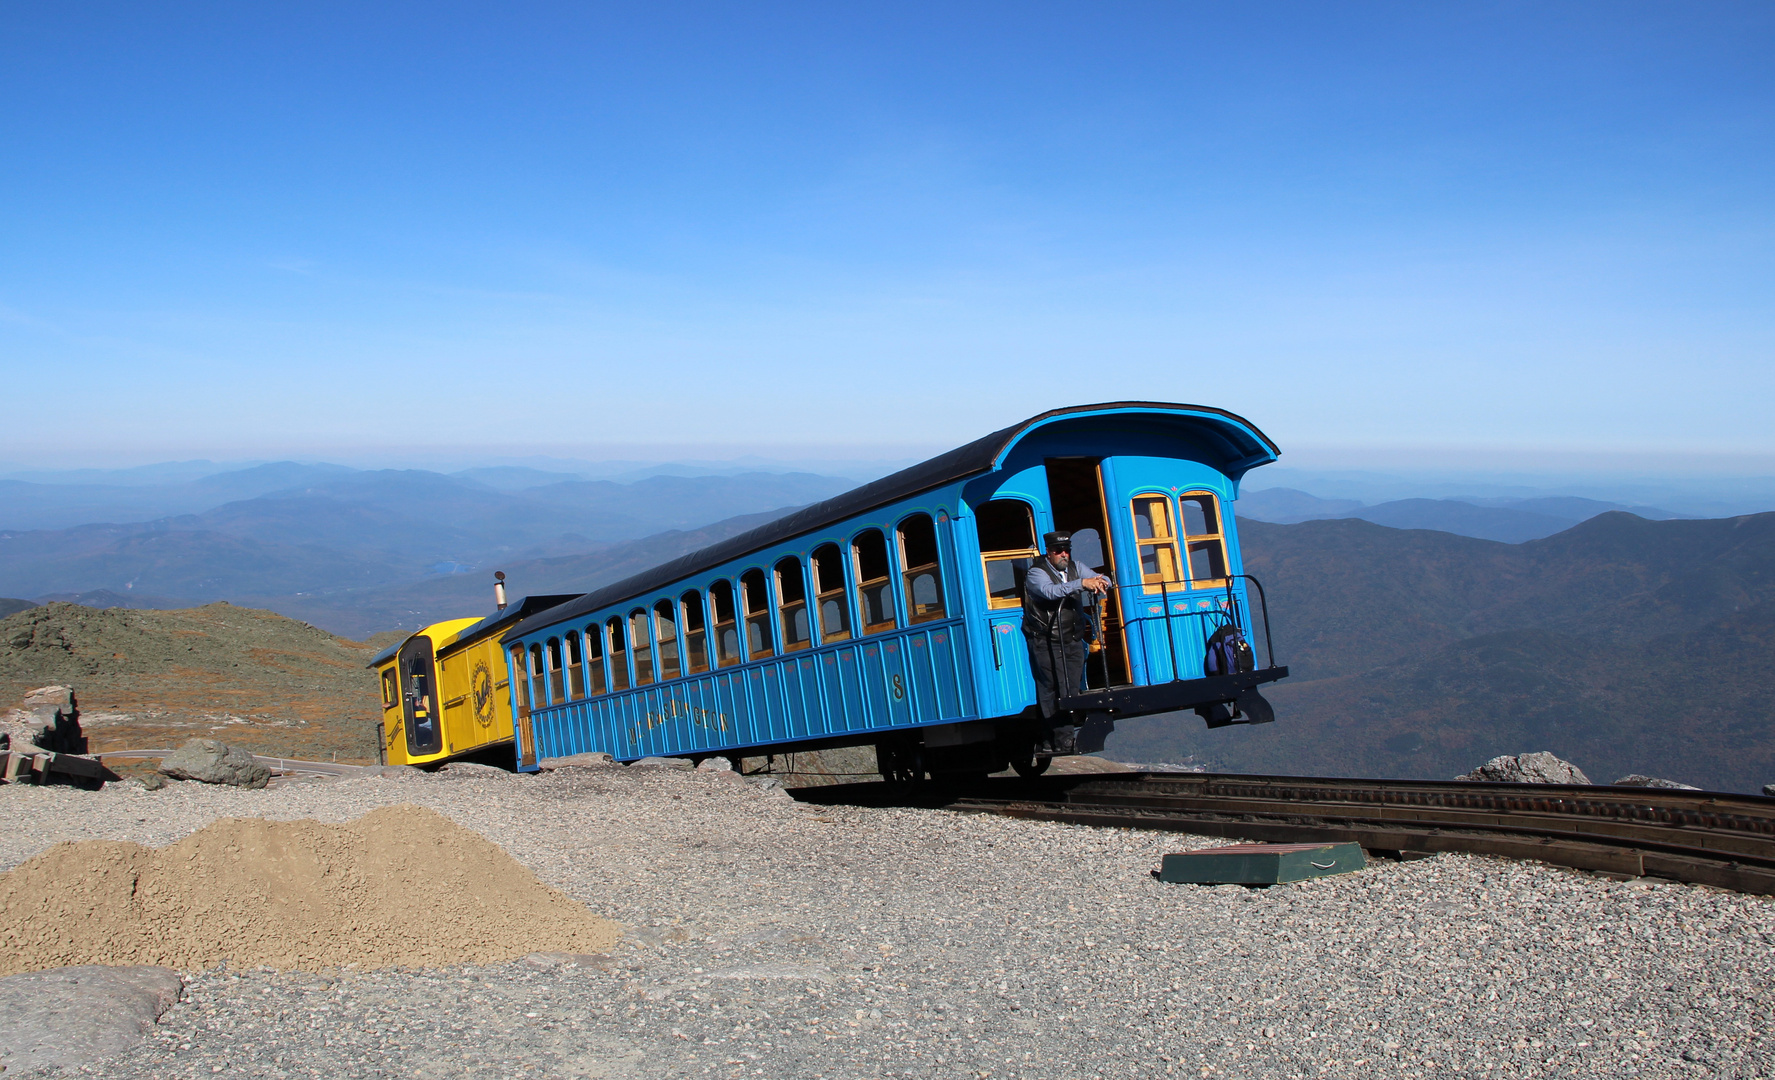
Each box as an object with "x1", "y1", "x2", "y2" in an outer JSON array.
[
  {"x1": 811, "y1": 542, "x2": 851, "y2": 643},
  {"x1": 1132, "y1": 494, "x2": 1184, "y2": 593},
  {"x1": 654, "y1": 599, "x2": 681, "y2": 680},
  {"x1": 511, "y1": 646, "x2": 531, "y2": 711},
  {"x1": 974, "y1": 500, "x2": 1037, "y2": 610},
  {"x1": 630, "y1": 609, "x2": 654, "y2": 685},
  {"x1": 529, "y1": 643, "x2": 547, "y2": 706},
  {"x1": 681, "y1": 590, "x2": 710, "y2": 674},
  {"x1": 740, "y1": 568, "x2": 775, "y2": 660},
  {"x1": 583, "y1": 627, "x2": 606, "y2": 695},
  {"x1": 564, "y1": 633, "x2": 585, "y2": 698},
  {"x1": 775, "y1": 556, "x2": 811, "y2": 652},
  {"x1": 1180, "y1": 493, "x2": 1229, "y2": 586},
  {"x1": 709, "y1": 580, "x2": 741, "y2": 666},
  {"x1": 851, "y1": 529, "x2": 896, "y2": 635},
  {"x1": 546, "y1": 638, "x2": 565, "y2": 702},
  {"x1": 606, "y1": 617, "x2": 630, "y2": 691},
  {"x1": 898, "y1": 513, "x2": 946, "y2": 623}
]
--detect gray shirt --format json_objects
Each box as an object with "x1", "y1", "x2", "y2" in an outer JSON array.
[{"x1": 1023, "y1": 555, "x2": 1103, "y2": 601}]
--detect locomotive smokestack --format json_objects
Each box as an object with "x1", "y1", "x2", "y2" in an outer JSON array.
[{"x1": 494, "y1": 571, "x2": 507, "y2": 612}]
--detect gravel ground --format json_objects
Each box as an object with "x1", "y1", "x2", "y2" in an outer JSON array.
[{"x1": 0, "y1": 764, "x2": 1771, "y2": 1079}]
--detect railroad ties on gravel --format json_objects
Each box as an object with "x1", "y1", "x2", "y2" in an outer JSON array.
[{"x1": 0, "y1": 761, "x2": 1770, "y2": 1078}]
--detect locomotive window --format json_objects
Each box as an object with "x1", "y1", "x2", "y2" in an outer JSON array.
[
  {"x1": 654, "y1": 599, "x2": 681, "y2": 680},
  {"x1": 975, "y1": 499, "x2": 1037, "y2": 611},
  {"x1": 564, "y1": 633, "x2": 585, "y2": 699},
  {"x1": 529, "y1": 644, "x2": 547, "y2": 707},
  {"x1": 511, "y1": 646, "x2": 531, "y2": 710},
  {"x1": 1131, "y1": 494, "x2": 1184, "y2": 594},
  {"x1": 775, "y1": 556, "x2": 811, "y2": 653},
  {"x1": 851, "y1": 529, "x2": 897, "y2": 634},
  {"x1": 709, "y1": 580, "x2": 741, "y2": 666},
  {"x1": 546, "y1": 638, "x2": 566, "y2": 703},
  {"x1": 583, "y1": 627, "x2": 606, "y2": 695},
  {"x1": 1180, "y1": 493, "x2": 1229, "y2": 586},
  {"x1": 630, "y1": 609, "x2": 655, "y2": 686},
  {"x1": 898, "y1": 513, "x2": 947, "y2": 623},
  {"x1": 681, "y1": 590, "x2": 710, "y2": 674},
  {"x1": 740, "y1": 568, "x2": 775, "y2": 660},
  {"x1": 380, "y1": 668, "x2": 398, "y2": 708},
  {"x1": 606, "y1": 617, "x2": 630, "y2": 691},
  {"x1": 811, "y1": 543, "x2": 852, "y2": 644}
]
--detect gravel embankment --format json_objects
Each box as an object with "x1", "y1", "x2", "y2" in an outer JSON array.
[{"x1": 1, "y1": 764, "x2": 1771, "y2": 1079}]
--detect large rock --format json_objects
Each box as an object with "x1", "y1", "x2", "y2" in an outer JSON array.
[
  {"x1": 1456, "y1": 751, "x2": 1591, "y2": 785},
  {"x1": 158, "y1": 738, "x2": 271, "y2": 788},
  {"x1": 1613, "y1": 774, "x2": 1701, "y2": 790},
  {"x1": 0, "y1": 964, "x2": 183, "y2": 1071}
]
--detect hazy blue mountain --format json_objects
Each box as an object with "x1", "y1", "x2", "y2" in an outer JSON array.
[
  {"x1": 0, "y1": 598, "x2": 36, "y2": 619},
  {"x1": 1233, "y1": 488, "x2": 1364, "y2": 522},
  {"x1": 257, "y1": 508, "x2": 795, "y2": 638},
  {"x1": 450, "y1": 466, "x2": 586, "y2": 490},
  {"x1": 1105, "y1": 511, "x2": 1775, "y2": 794},
  {"x1": 1237, "y1": 486, "x2": 1688, "y2": 543},
  {"x1": 30, "y1": 589, "x2": 189, "y2": 610},
  {"x1": 0, "y1": 462, "x2": 355, "y2": 530},
  {"x1": 0, "y1": 470, "x2": 850, "y2": 607}
]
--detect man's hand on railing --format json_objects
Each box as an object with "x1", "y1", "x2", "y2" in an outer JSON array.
[{"x1": 1083, "y1": 577, "x2": 1111, "y2": 595}]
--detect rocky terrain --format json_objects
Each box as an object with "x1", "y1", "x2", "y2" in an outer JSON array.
[
  {"x1": 0, "y1": 602, "x2": 382, "y2": 764},
  {"x1": 0, "y1": 762, "x2": 1768, "y2": 1078}
]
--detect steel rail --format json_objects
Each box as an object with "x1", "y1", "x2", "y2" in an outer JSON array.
[{"x1": 939, "y1": 772, "x2": 1775, "y2": 895}]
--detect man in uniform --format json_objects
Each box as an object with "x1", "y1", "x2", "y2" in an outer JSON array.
[{"x1": 1021, "y1": 531, "x2": 1111, "y2": 748}]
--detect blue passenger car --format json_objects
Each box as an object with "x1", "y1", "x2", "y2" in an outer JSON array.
[{"x1": 501, "y1": 402, "x2": 1287, "y2": 778}]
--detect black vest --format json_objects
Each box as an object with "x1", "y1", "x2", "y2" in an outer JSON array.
[{"x1": 1021, "y1": 559, "x2": 1082, "y2": 641}]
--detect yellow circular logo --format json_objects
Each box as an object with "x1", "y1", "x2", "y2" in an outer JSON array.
[{"x1": 471, "y1": 659, "x2": 496, "y2": 727}]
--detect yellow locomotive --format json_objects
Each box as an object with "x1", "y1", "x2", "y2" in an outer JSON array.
[{"x1": 369, "y1": 581, "x2": 575, "y2": 768}]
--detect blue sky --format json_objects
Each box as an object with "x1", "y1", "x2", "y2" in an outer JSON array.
[{"x1": 2, "y1": 2, "x2": 1771, "y2": 468}]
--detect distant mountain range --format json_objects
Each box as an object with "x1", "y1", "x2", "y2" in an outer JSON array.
[
  {"x1": 1235, "y1": 487, "x2": 1686, "y2": 543},
  {"x1": 0, "y1": 467, "x2": 850, "y2": 605},
  {"x1": 1104, "y1": 511, "x2": 1775, "y2": 794}
]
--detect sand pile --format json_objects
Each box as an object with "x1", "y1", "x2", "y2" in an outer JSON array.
[{"x1": 0, "y1": 805, "x2": 621, "y2": 974}]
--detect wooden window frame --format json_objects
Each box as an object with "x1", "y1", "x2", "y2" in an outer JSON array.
[
  {"x1": 851, "y1": 528, "x2": 898, "y2": 636},
  {"x1": 1130, "y1": 493, "x2": 1186, "y2": 595},
  {"x1": 775, "y1": 556, "x2": 812, "y2": 654},
  {"x1": 511, "y1": 646, "x2": 532, "y2": 710},
  {"x1": 654, "y1": 599, "x2": 682, "y2": 681},
  {"x1": 529, "y1": 643, "x2": 547, "y2": 707},
  {"x1": 810, "y1": 542, "x2": 853, "y2": 644},
  {"x1": 740, "y1": 568, "x2": 776, "y2": 661},
  {"x1": 583, "y1": 627, "x2": 607, "y2": 696},
  {"x1": 564, "y1": 632, "x2": 585, "y2": 699},
  {"x1": 606, "y1": 617, "x2": 630, "y2": 691},
  {"x1": 546, "y1": 637, "x2": 566, "y2": 702},
  {"x1": 680, "y1": 590, "x2": 711, "y2": 675},
  {"x1": 897, "y1": 513, "x2": 948, "y2": 625},
  {"x1": 709, "y1": 579, "x2": 741, "y2": 667},
  {"x1": 629, "y1": 608, "x2": 655, "y2": 686},
  {"x1": 1179, "y1": 491, "x2": 1230, "y2": 589},
  {"x1": 974, "y1": 499, "x2": 1038, "y2": 611}
]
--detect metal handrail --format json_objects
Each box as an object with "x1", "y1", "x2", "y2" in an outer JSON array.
[{"x1": 1107, "y1": 573, "x2": 1277, "y2": 681}]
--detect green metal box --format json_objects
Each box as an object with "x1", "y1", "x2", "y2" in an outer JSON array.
[{"x1": 1159, "y1": 842, "x2": 1366, "y2": 885}]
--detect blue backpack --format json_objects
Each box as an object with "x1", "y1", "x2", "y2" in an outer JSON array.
[{"x1": 1203, "y1": 623, "x2": 1255, "y2": 678}]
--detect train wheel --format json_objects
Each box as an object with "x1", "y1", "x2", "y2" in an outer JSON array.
[{"x1": 1011, "y1": 753, "x2": 1052, "y2": 779}]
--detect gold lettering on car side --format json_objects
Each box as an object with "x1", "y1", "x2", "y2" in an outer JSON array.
[{"x1": 627, "y1": 697, "x2": 731, "y2": 745}]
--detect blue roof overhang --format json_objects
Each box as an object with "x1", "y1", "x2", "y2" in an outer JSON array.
[{"x1": 502, "y1": 402, "x2": 1278, "y2": 642}]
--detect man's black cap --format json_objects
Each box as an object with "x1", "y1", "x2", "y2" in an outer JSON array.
[{"x1": 1042, "y1": 531, "x2": 1071, "y2": 551}]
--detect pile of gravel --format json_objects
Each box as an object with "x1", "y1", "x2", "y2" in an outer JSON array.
[{"x1": 0, "y1": 763, "x2": 1769, "y2": 1078}]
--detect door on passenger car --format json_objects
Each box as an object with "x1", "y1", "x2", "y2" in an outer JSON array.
[
  {"x1": 398, "y1": 637, "x2": 445, "y2": 757},
  {"x1": 1042, "y1": 457, "x2": 1130, "y2": 687}
]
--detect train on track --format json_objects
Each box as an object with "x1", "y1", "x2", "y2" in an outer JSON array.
[{"x1": 371, "y1": 401, "x2": 1287, "y2": 778}]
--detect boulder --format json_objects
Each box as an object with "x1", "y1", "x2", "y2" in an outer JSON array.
[
  {"x1": 1764, "y1": 784, "x2": 1775, "y2": 798},
  {"x1": 0, "y1": 964, "x2": 183, "y2": 1072},
  {"x1": 437, "y1": 761, "x2": 508, "y2": 777},
  {"x1": 696, "y1": 756, "x2": 735, "y2": 772},
  {"x1": 1612, "y1": 774, "x2": 1701, "y2": 790},
  {"x1": 1456, "y1": 752, "x2": 1591, "y2": 785},
  {"x1": 631, "y1": 756, "x2": 695, "y2": 769},
  {"x1": 158, "y1": 739, "x2": 271, "y2": 789}
]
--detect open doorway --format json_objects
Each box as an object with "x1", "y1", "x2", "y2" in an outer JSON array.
[{"x1": 1043, "y1": 457, "x2": 1130, "y2": 687}]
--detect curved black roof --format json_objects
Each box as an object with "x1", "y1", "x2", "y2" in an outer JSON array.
[{"x1": 504, "y1": 402, "x2": 1276, "y2": 642}]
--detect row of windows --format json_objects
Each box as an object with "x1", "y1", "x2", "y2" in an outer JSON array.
[{"x1": 515, "y1": 514, "x2": 948, "y2": 709}]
